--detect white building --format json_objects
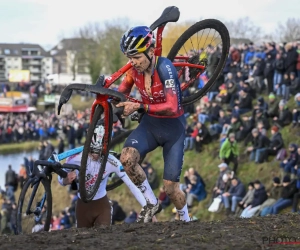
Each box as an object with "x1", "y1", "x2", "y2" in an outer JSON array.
[{"x1": 0, "y1": 43, "x2": 53, "y2": 84}]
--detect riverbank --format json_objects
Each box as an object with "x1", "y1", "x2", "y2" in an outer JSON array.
[{"x1": 0, "y1": 139, "x2": 59, "y2": 155}]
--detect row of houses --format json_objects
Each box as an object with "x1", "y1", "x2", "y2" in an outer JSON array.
[{"x1": 0, "y1": 38, "x2": 92, "y2": 86}]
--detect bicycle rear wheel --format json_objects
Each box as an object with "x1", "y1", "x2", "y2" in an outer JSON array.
[
  {"x1": 16, "y1": 178, "x2": 52, "y2": 234},
  {"x1": 79, "y1": 104, "x2": 113, "y2": 202},
  {"x1": 167, "y1": 19, "x2": 230, "y2": 105}
]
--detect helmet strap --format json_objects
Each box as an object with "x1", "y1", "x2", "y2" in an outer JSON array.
[{"x1": 144, "y1": 52, "x2": 153, "y2": 70}]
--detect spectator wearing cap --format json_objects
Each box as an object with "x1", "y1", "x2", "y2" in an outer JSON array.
[
  {"x1": 222, "y1": 177, "x2": 246, "y2": 216},
  {"x1": 292, "y1": 93, "x2": 300, "y2": 127},
  {"x1": 219, "y1": 133, "x2": 239, "y2": 174},
  {"x1": 210, "y1": 163, "x2": 229, "y2": 204},
  {"x1": 240, "y1": 180, "x2": 268, "y2": 218},
  {"x1": 268, "y1": 175, "x2": 298, "y2": 215},
  {"x1": 258, "y1": 177, "x2": 283, "y2": 216},
  {"x1": 267, "y1": 93, "x2": 280, "y2": 118},
  {"x1": 279, "y1": 143, "x2": 298, "y2": 178},
  {"x1": 245, "y1": 128, "x2": 270, "y2": 164},
  {"x1": 263, "y1": 125, "x2": 284, "y2": 162},
  {"x1": 273, "y1": 99, "x2": 292, "y2": 127},
  {"x1": 234, "y1": 88, "x2": 253, "y2": 115}
]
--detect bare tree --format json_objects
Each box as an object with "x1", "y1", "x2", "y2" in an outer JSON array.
[
  {"x1": 223, "y1": 17, "x2": 261, "y2": 41},
  {"x1": 276, "y1": 18, "x2": 300, "y2": 42},
  {"x1": 76, "y1": 19, "x2": 129, "y2": 84}
]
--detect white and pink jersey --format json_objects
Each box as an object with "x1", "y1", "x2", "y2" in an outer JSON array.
[{"x1": 58, "y1": 152, "x2": 146, "y2": 207}]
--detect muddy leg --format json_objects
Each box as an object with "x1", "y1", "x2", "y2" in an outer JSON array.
[
  {"x1": 163, "y1": 180, "x2": 190, "y2": 222},
  {"x1": 120, "y1": 147, "x2": 146, "y2": 185},
  {"x1": 163, "y1": 180, "x2": 186, "y2": 209},
  {"x1": 120, "y1": 147, "x2": 157, "y2": 205}
]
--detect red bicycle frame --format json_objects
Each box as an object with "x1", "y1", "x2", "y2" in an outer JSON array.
[{"x1": 89, "y1": 24, "x2": 205, "y2": 122}]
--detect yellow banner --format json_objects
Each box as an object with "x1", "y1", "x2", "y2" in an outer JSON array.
[{"x1": 8, "y1": 70, "x2": 30, "y2": 83}]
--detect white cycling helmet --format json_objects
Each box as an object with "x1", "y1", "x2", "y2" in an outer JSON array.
[{"x1": 90, "y1": 124, "x2": 105, "y2": 154}]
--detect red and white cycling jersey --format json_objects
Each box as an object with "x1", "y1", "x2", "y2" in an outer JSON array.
[{"x1": 58, "y1": 152, "x2": 146, "y2": 207}]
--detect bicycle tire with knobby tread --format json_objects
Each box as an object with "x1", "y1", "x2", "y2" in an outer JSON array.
[
  {"x1": 16, "y1": 178, "x2": 52, "y2": 234},
  {"x1": 80, "y1": 104, "x2": 113, "y2": 202},
  {"x1": 167, "y1": 19, "x2": 230, "y2": 106}
]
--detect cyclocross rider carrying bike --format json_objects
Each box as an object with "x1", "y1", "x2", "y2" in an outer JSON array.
[
  {"x1": 58, "y1": 124, "x2": 148, "y2": 228},
  {"x1": 116, "y1": 26, "x2": 191, "y2": 222}
]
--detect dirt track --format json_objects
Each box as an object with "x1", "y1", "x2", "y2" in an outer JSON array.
[{"x1": 0, "y1": 213, "x2": 299, "y2": 250}]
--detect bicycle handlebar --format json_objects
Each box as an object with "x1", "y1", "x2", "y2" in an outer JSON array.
[
  {"x1": 32, "y1": 160, "x2": 81, "y2": 179},
  {"x1": 57, "y1": 75, "x2": 126, "y2": 118}
]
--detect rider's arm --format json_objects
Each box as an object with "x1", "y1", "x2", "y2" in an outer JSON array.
[
  {"x1": 108, "y1": 154, "x2": 147, "y2": 207},
  {"x1": 147, "y1": 58, "x2": 182, "y2": 116},
  {"x1": 57, "y1": 154, "x2": 80, "y2": 186},
  {"x1": 118, "y1": 67, "x2": 135, "y2": 96}
]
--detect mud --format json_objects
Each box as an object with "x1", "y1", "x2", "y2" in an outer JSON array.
[
  {"x1": 1, "y1": 214, "x2": 300, "y2": 250},
  {"x1": 121, "y1": 147, "x2": 145, "y2": 185}
]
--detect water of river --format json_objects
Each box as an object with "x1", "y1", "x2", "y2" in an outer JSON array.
[{"x1": 0, "y1": 150, "x2": 40, "y2": 188}]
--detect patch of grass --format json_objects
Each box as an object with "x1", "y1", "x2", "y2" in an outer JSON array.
[{"x1": 0, "y1": 139, "x2": 59, "y2": 155}]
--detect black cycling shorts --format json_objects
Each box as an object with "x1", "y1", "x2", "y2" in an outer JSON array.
[{"x1": 124, "y1": 113, "x2": 186, "y2": 182}]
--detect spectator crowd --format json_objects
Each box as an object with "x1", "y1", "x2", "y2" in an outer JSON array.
[{"x1": 1, "y1": 39, "x2": 300, "y2": 233}]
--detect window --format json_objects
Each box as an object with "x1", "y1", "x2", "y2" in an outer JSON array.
[
  {"x1": 31, "y1": 50, "x2": 38, "y2": 55},
  {"x1": 14, "y1": 57, "x2": 18, "y2": 60},
  {"x1": 14, "y1": 50, "x2": 18, "y2": 55},
  {"x1": 4, "y1": 49, "x2": 10, "y2": 55}
]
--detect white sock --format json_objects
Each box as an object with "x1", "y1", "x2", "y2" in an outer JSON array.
[
  {"x1": 137, "y1": 179, "x2": 157, "y2": 205},
  {"x1": 177, "y1": 204, "x2": 191, "y2": 222}
]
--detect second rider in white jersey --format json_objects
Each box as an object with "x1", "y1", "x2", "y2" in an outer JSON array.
[{"x1": 58, "y1": 124, "x2": 149, "y2": 228}]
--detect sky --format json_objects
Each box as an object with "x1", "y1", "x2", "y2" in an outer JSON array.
[{"x1": 0, "y1": 0, "x2": 299, "y2": 50}]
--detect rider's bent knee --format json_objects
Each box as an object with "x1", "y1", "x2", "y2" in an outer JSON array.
[{"x1": 120, "y1": 147, "x2": 140, "y2": 169}]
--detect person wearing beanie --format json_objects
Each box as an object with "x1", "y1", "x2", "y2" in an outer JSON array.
[
  {"x1": 267, "y1": 93, "x2": 280, "y2": 118},
  {"x1": 292, "y1": 93, "x2": 300, "y2": 127},
  {"x1": 272, "y1": 99, "x2": 292, "y2": 127},
  {"x1": 268, "y1": 175, "x2": 298, "y2": 215},
  {"x1": 280, "y1": 143, "x2": 298, "y2": 178},
  {"x1": 240, "y1": 180, "x2": 268, "y2": 218},
  {"x1": 258, "y1": 176, "x2": 283, "y2": 216},
  {"x1": 262, "y1": 125, "x2": 284, "y2": 162}
]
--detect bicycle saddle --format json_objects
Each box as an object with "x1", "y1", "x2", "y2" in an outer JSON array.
[{"x1": 150, "y1": 6, "x2": 180, "y2": 31}]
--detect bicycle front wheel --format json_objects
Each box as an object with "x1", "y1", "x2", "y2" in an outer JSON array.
[
  {"x1": 167, "y1": 19, "x2": 230, "y2": 105},
  {"x1": 79, "y1": 104, "x2": 113, "y2": 202},
  {"x1": 16, "y1": 178, "x2": 52, "y2": 234}
]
